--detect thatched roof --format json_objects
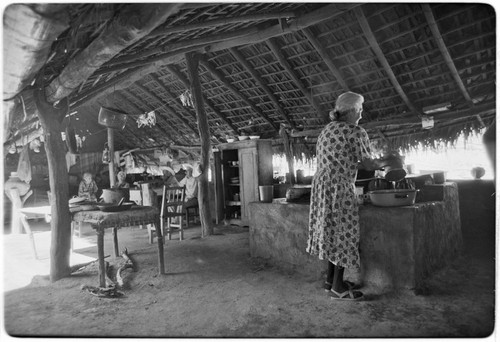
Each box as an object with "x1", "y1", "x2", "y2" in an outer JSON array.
[{"x1": 3, "y1": 3, "x2": 496, "y2": 156}]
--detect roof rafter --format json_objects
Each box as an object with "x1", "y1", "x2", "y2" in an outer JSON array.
[
  {"x1": 229, "y1": 47, "x2": 295, "y2": 128},
  {"x1": 69, "y1": 3, "x2": 359, "y2": 111},
  {"x1": 266, "y1": 37, "x2": 328, "y2": 123},
  {"x1": 421, "y1": 4, "x2": 474, "y2": 106},
  {"x1": 166, "y1": 64, "x2": 239, "y2": 135},
  {"x1": 45, "y1": 3, "x2": 184, "y2": 103},
  {"x1": 301, "y1": 27, "x2": 350, "y2": 92},
  {"x1": 199, "y1": 55, "x2": 279, "y2": 132},
  {"x1": 354, "y1": 6, "x2": 420, "y2": 115},
  {"x1": 149, "y1": 11, "x2": 297, "y2": 38}
]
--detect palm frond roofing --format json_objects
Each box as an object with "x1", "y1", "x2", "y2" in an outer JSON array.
[{"x1": 3, "y1": 3, "x2": 496, "y2": 155}]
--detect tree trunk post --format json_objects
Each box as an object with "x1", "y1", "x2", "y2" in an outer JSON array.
[
  {"x1": 185, "y1": 52, "x2": 214, "y2": 237},
  {"x1": 279, "y1": 124, "x2": 296, "y2": 184},
  {"x1": 34, "y1": 88, "x2": 71, "y2": 282}
]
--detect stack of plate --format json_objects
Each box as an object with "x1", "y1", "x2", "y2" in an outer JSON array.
[{"x1": 229, "y1": 177, "x2": 239, "y2": 184}]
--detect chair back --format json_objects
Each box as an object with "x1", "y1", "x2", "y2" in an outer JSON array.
[{"x1": 160, "y1": 186, "x2": 186, "y2": 219}]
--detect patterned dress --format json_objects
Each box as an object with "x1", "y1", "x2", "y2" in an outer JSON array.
[{"x1": 306, "y1": 121, "x2": 371, "y2": 269}]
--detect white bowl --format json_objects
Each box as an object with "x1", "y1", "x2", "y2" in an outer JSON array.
[
  {"x1": 226, "y1": 138, "x2": 235, "y2": 143},
  {"x1": 238, "y1": 136, "x2": 249, "y2": 141},
  {"x1": 249, "y1": 135, "x2": 260, "y2": 140}
]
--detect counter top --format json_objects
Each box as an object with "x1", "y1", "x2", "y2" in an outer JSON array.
[{"x1": 248, "y1": 182, "x2": 462, "y2": 292}]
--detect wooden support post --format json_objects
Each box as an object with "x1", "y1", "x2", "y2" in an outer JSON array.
[
  {"x1": 34, "y1": 88, "x2": 71, "y2": 282},
  {"x1": 8, "y1": 189, "x2": 22, "y2": 234},
  {"x1": 108, "y1": 127, "x2": 116, "y2": 188},
  {"x1": 185, "y1": 52, "x2": 214, "y2": 237},
  {"x1": 96, "y1": 228, "x2": 106, "y2": 288},
  {"x1": 113, "y1": 226, "x2": 119, "y2": 257},
  {"x1": 279, "y1": 124, "x2": 295, "y2": 184}
]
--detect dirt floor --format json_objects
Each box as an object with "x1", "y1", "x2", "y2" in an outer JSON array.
[{"x1": 1, "y1": 214, "x2": 496, "y2": 338}]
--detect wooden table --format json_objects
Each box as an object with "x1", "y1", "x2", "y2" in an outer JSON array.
[{"x1": 72, "y1": 205, "x2": 164, "y2": 287}]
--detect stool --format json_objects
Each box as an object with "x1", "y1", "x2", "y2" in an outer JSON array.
[{"x1": 185, "y1": 206, "x2": 200, "y2": 226}]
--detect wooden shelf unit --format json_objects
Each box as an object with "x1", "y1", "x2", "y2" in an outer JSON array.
[{"x1": 214, "y1": 139, "x2": 273, "y2": 226}]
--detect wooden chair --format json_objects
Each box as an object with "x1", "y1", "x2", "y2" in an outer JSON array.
[{"x1": 148, "y1": 185, "x2": 186, "y2": 242}]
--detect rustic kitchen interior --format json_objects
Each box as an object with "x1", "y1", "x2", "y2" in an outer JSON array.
[{"x1": 2, "y1": 2, "x2": 496, "y2": 338}]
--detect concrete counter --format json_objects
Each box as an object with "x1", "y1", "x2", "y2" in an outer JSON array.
[{"x1": 248, "y1": 182, "x2": 462, "y2": 291}]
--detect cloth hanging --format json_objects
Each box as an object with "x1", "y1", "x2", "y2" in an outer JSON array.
[
  {"x1": 66, "y1": 152, "x2": 77, "y2": 171},
  {"x1": 17, "y1": 145, "x2": 32, "y2": 183}
]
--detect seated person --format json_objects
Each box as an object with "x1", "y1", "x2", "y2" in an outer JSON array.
[
  {"x1": 114, "y1": 170, "x2": 130, "y2": 189},
  {"x1": 162, "y1": 167, "x2": 180, "y2": 187},
  {"x1": 78, "y1": 172, "x2": 98, "y2": 201},
  {"x1": 179, "y1": 164, "x2": 199, "y2": 208}
]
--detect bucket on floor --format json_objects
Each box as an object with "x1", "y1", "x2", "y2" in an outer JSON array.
[{"x1": 259, "y1": 185, "x2": 273, "y2": 203}]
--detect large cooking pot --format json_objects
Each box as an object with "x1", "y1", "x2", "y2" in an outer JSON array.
[
  {"x1": 100, "y1": 188, "x2": 129, "y2": 203},
  {"x1": 369, "y1": 189, "x2": 418, "y2": 207},
  {"x1": 98, "y1": 106, "x2": 128, "y2": 130},
  {"x1": 381, "y1": 155, "x2": 407, "y2": 182}
]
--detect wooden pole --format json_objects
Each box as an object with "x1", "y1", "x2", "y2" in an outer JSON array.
[
  {"x1": 185, "y1": 52, "x2": 214, "y2": 237},
  {"x1": 33, "y1": 88, "x2": 71, "y2": 281},
  {"x1": 279, "y1": 124, "x2": 295, "y2": 184},
  {"x1": 108, "y1": 127, "x2": 116, "y2": 188}
]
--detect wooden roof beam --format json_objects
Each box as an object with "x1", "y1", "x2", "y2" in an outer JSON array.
[
  {"x1": 166, "y1": 64, "x2": 239, "y2": 135},
  {"x1": 421, "y1": 4, "x2": 474, "y2": 106},
  {"x1": 229, "y1": 47, "x2": 295, "y2": 128},
  {"x1": 108, "y1": 26, "x2": 260, "y2": 68},
  {"x1": 45, "y1": 3, "x2": 184, "y2": 103},
  {"x1": 301, "y1": 27, "x2": 350, "y2": 92},
  {"x1": 134, "y1": 83, "x2": 200, "y2": 138},
  {"x1": 266, "y1": 37, "x2": 328, "y2": 123},
  {"x1": 354, "y1": 7, "x2": 420, "y2": 115},
  {"x1": 149, "y1": 11, "x2": 297, "y2": 38},
  {"x1": 199, "y1": 56, "x2": 279, "y2": 133},
  {"x1": 70, "y1": 4, "x2": 359, "y2": 110}
]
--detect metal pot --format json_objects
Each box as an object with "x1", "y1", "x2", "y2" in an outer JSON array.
[
  {"x1": 100, "y1": 188, "x2": 129, "y2": 203},
  {"x1": 369, "y1": 189, "x2": 418, "y2": 207},
  {"x1": 382, "y1": 155, "x2": 407, "y2": 182},
  {"x1": 98, "y1": 106, "x2": 128, "y2": 130}
]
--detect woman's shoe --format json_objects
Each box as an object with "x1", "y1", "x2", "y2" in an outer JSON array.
[{"x1": 330, "y1": 288, "x2": 365, "y2": 301}]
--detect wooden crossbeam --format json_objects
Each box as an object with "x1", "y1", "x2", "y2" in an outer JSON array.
[
  {"x1": 199, "y1": 56, "x2": 279, "y2": 132},
  {"x1": 290, "y1": 101, "x2": 496, "y2": 138},
  {"x1": 421, "y1": 4, "x2": 473, "y2": 106},
  {"x1": 134, "y1": 83, "x2": 200, "y2": 137},
  {"x1": 149, "y1": 11, "x2": 297, "y2": 38},
  {"x1": 302, "y1": 27, "x2": 350, "y2": 91},
  {"x1": 69, "y1": 4, "x2": 359, "y2": 110},
  {"x1": 108, "y1": 26, "x2": 260, "y2": 68},
  {"x1": 354, "y1": 7, "x2": 420, "y2": 115},
  {"x1": 266, "y1": 37, "x2": 328, "y2": 123},
  {"x1": 45, "y1": 4, "x2": 184, "y2": 103},
  {"x1": 166, "y1": 64, "x2": 239, "y2": 135},
  {"x1": 229, "y1": 47, "x2": 295, "y2": 128}
]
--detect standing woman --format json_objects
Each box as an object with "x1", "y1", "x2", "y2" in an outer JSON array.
[{"x1": 307, "y1": 91, "x2": 384, "y2": 301}]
